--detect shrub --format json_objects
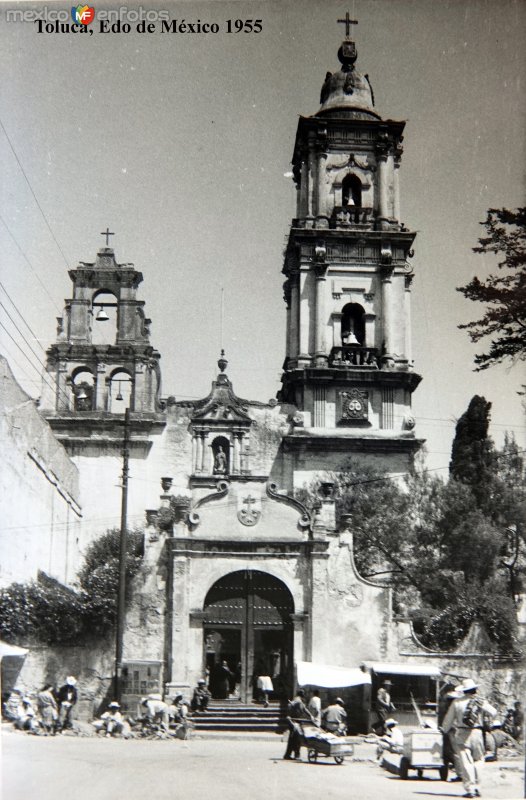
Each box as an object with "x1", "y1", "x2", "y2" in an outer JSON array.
[{"x1": 0, "y1": 528, "x2": 143, "y2": 646}]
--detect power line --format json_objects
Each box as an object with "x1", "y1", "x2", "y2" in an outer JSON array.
[
  {"x1": 0, "y1": 281, "x2": 46, "y2": 353},
  {"x1": 0, "y1": 212, "x2": 62, "y2": 313},
  {"x1": 0, "y1": 319, "x2": 44, "y2": 378},
  {"x1": 0, "y1": 117, "x2": 70, "y2": 268},
  {"x1": 0, "y1": 319, "x2": 71, "y2": 408},
  {"x1": 0, "y1": 301, "x2": 45, "y2": 368}
]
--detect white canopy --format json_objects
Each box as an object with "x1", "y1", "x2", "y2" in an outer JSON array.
[
  {"x1": 362, "y1": 661, "x2": 441, "y2": 678},
  {"x1": 0, "y1": 641, "x2": 28, "y2": 659},
  {"x1": 296, "y1": 661, "x2": 371, "y2": 688}
]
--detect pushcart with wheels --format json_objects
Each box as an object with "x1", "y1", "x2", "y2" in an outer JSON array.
[
  {"x1": 297, "y1": 721, "x2": 354, "y2": 765},
  {"x1": 398, "y1": 730, "x2": 448, "y2": 780}
]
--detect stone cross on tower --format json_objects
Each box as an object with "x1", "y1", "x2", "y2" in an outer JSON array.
[
  {"x1": 100, "y1": 227, "x2": 115, "y2": 247},
  {"x1": 337, "y1": 12, "x2": 358, "y2": 39}
]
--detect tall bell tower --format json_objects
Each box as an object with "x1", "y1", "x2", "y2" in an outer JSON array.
[{"x1": 280, "y1": 19, "x2": 422, "y2": 466}]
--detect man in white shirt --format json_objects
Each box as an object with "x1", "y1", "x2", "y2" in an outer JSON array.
[
  {"x1": 377, "y1": 718, "x2": 404, "y2": 757},
  {"x1": 441, "y1": 678, "x2": 497, "y2": 798}
]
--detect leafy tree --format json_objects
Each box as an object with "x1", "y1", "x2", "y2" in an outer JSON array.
[
  {"x1": 78, "y1": 527, "x2": 144, "y2": 633},
  {"x1": 458, "y1": 207, "x2": 526, "y2": 370}
]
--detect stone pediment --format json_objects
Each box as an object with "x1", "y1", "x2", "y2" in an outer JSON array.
[
  {"x1": 191, "y1": 356, "x2": 252, "y2": 426},
  {"x1": 187, "y1": 480, "x2": 312, "y2": 538}
]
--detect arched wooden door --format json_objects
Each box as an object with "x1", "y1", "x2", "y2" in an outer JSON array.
[{"x1": 202, "y1": 570, "x2": 294, "y2": 702}]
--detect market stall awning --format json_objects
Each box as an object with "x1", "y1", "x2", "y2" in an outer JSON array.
[
  {"x1": 296, "y1": 661, "x2": 371, "y2": 688},
  {"x1": 0, "y1": 641, "x2": 28, "y2": 659},
  {"x1": 362, "y1": 661, "x2": 441, "y2": 678}
]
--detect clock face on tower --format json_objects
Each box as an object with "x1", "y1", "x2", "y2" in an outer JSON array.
[{"x1": 340, "y1": 389, "x2": 368, "y2": 422}]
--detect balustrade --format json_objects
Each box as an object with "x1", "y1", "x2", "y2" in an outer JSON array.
[
  {"x1": 329, "y1": 345, "x2": 379, "y2": 368},
  {"x1": 331, "y1": 206, "x2": 373, "y2": 229}
]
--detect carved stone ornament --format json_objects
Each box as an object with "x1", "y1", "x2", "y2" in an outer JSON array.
[
  {"x1": 403, "y1": 414, "x2": 416, "y2": 431},
  {"x1": 266, "y1": 482, "x2": 311, "y2": 530},
  {"x1": 341, "y1": 389, "x2": 368, "y2": 421},
  {"x1": 345, "y1": 583, "x2": 364, "y2": 608},
  {"x1": 188, "y1": 480, "x2": 229, "y2": 528},
  {"x1": 237, "y1": 492, "x2": 261, "y2": 527}
]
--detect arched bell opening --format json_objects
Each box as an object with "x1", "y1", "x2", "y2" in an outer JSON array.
[
  {"x1": 108, "y1": 369, "x2": 133, "y2": 413},
  {"x1": 71, "y1": 368, "x2": 95, "y2": 411},
  {"x1": 342, "y1": 173, "x2": 362, "y2": 208},
  {"x1": 202, "y1": 570, "x2": 295, "y2": 703},
  {"x1": 341, "y1": 302, "x2": 366, "y2": 345},
  {"x1": 92, "y1": 290, "x2": 118, "y2": 345}
]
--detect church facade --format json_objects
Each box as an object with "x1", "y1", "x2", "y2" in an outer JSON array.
[{"x1": 37, "y1": 30, "x2": 423, "y2": 703}]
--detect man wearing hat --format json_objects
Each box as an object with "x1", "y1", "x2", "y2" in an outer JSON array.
[
  {"x1": 373, "y1": 679, "x2": 395, "y2": 735},
  {"x1": 284, "y1": 688, "x2": 314, "y2": 759},
  {"x1": 191, "y1": 679, "x2": 211, "y2": 713},
  {"x1": 376, "y1": 718, "x2": 404, "y2": 758},
  {"x1": 56, "y1": 676, "x2": 78, "y2": 731},
  {"x1": 93, "y1": 701, "x2": 125, "y2": 737},
  {"x1": 321, "y1": 697, "x2": 348, "y2": 735},
  {"x1": 441, "y1": 678, "x2": 497, "y2": 798}
]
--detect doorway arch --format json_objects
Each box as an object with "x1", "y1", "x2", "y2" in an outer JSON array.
[{"x1": 202, "y1": 570, "x2": 294, "y2": 702}]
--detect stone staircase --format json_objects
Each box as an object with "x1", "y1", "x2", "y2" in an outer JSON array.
[{"x1": 191, "y1": 700, "x2": 286, "y2": 733}]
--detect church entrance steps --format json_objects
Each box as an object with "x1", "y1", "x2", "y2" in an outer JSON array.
[{"x1": 192, "y1": 702, "x2": 287, "y2": 733}]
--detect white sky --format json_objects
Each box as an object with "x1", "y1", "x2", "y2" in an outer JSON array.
[{"x1": 0, "y1": 0, "x2": 525, "y2": 474}]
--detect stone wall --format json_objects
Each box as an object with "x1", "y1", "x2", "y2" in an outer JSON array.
[{"x1": 0, "y1": 356, "x2": 82, "y2": 587}]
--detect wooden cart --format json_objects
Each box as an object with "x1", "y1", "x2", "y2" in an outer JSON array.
[
  {"x1": 399, "y1": 729, "x2": 448, "y2": 780},
  {"x1": 298, "y1": 721, "x2": 355, "y2": 765}
]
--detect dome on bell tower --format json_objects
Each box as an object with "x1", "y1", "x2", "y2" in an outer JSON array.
[{"x1": 317, "y1": 38, "x2": 379, "y2": 119}]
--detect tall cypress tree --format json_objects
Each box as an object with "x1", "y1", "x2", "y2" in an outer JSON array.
[{"x1": 449, "y1": 395, "x2": 496, "y2": 509}]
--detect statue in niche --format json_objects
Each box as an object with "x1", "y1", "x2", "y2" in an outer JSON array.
[{"x1": 213, "y1": 445, "x2": 228, "y2": 475}]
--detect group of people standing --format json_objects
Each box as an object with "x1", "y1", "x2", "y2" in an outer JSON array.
[{"x1": 2, "y1": 676, "x2": 78, "y2": 735}]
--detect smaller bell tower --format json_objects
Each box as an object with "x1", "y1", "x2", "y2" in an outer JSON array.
[{"x1": 40, "y1": 232, "x2": 164, "y2": 451}]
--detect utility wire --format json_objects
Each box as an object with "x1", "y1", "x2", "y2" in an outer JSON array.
[
  {"x1": 0, "y1": 301, "x2": 46, "y2": 367},
  {"x1": 0, "y1": 281, "x2": 46, "y2": 352},
  {"x1": 0, "y1": 319, "x2": 72, "y2": 407},
  {"x1": 0, "y1": 212, "x2": 62, "y2": 313},
  {"x1": 0, "y1": 118, "x2": 70, "y2": 267},
  {"x1": 0, "y1": 319, "x2": 44, "y2": 377}
]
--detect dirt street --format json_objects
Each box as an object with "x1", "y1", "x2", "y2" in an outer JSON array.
[{"x1": 2, "y1": 731, "x2": 523, "y2": 800}]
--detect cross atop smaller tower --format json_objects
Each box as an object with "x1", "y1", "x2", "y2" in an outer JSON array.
[
  {"x1": 100, "y1": 227, "x2": 115, "y2": 247},
  {"x1": 337, "y1": 12, "x2": 358, "y2": 39}
]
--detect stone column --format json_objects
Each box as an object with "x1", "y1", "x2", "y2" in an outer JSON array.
[
  {"x1": 314, "y1": 264, "x2": 328, "y2": 366},
  {"x1": 191, "y1": 435, "x2": 197, "y2": 473},
  {"x1": 134, "y1": 363, "x2": 146, "y2": 411},
  {"x1": 233, "y1": 433, "x2": 241, "y2": 473},
  {"x1": 57, "y1": 361, "x2": 70, "y2": 411},
  {"x1": 381, "y1": 268, "x2": 394, "y2": 365},
  {"x1": 202, "y1": 432, "x2": 210, "y2": 473},
  {"x1": 364, "y1": 313, "x2": 376, "y2": 350},
  {"x1": 299, "y1": 158, "x2": 308, "y2": 218},
  {"x1": 95, "y1": 363, "x2": 107, "y2": 411},
  {"x1": 404, "y1": 273, "x2": 413, "y2": 365},
  {"x1": 195, "y1": 433, "x2": 203, "y2": 473},
  {"x1": 283, "y1": 279, "x2": 292, "y2": 360},
  {"x1": 289, "y1": 272, "x2": 300, "y2": 360},
  {"x1": 315, "y1": 150, "x2": 328, "y2": 219},
  {"x1": 298, "y1": 270, "x2": 311, "y2": 364},
  {"x1": 307, "y1": 135, "x2": 316, "y2": 218},
  {"x1": 377, "y1": 154, "x2": 389, "y2": 223},
  {"x1": 394, "y1": 157, "x2": 401, "y2": 222},
  {"x1": 331, "y1": 312, "x2": 343, "y2": 348}
]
